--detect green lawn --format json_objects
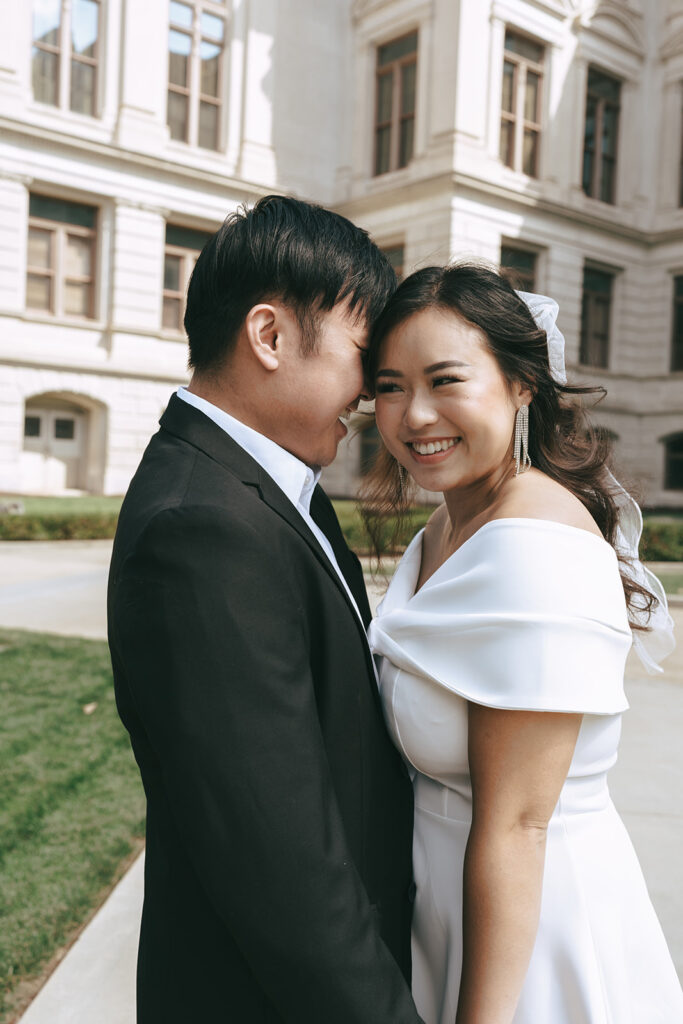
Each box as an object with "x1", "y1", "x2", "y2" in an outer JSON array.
[
  {"x1": 655, "y1": 569, "x2": 683, "y2": 595},
  {"x1": 0, "y1": 495, "x2": 123, "y2": 516},
  {"x1": 0, "y1": 630, "x2": 145, "y2": 1024}
]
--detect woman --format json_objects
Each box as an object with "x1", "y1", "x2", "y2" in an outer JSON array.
[{"x1": 364, "y1": 264, "x2": 682, "y2": 1023}]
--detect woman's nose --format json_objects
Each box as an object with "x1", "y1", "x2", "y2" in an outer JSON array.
[{"x1": 403, "y1": 393, "x2": 438, "y2": 430}]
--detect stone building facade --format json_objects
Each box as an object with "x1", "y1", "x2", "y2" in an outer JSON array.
[{"x1": 1, "y1": 0, "x2": 682, "y2": 507}]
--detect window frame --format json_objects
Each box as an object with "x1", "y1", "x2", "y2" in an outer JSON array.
[
  {"x1": 671, "y1": 275, "x2": 683, "y2": 372},
  {"x1": 162, "y1": 225, "x2": 213, "y2": 333},
  {"x1": 499, "y1": 29, "x2": 545, "y2": 179},
  {"x1": 663, "y1": 433, "x2": 683, "y2": 491},
  {"x1": 579, "y1": 265, "x2": 614, "y2": 369},
  {"x1": 582, "y1": 66, "x2": 621, "y2": 205},
  {"x1": 500, "y1": 243, "x2": 538, "y2": 292},
  {"x1": 31, "y1": 0, "x2": 101, "y2": 117},
  {"x1": 373, "y1": 31, "x2": 418, "y2": 177},
  {"x1": 26, "y1": 199, "x2": 98, "y2": 320},
  {"x1": 167, "y1": 0, "x2": 228, "y2": 152}
]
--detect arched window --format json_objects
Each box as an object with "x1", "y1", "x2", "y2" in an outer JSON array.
[{"x1": 664, "y1": 433, "x2": 683, "y2": 491}]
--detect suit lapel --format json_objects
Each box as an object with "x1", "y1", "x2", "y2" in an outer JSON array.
[{"x1": 160, "y1": 394, "x2": 373, "y2": 642}]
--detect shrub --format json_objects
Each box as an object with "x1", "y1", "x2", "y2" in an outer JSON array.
[
  {"x1": 640, "y1": 521, "x2": 683, "y2": 562},
  {"x1": 0, "y1": 513, "x2": 119, "y2": 541}
]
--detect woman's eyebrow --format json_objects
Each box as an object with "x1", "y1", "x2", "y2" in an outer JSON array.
[{"x1": 424, "y1": 360, "x2": 470, "y2": 372}]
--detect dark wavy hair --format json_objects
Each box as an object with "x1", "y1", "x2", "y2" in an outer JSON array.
[
  {"x1": 360, "y1": 262, "x2": 655, "y2": 629},
  {"x1": 184, "y1": 194, "x2": 396, "y2": 372}
]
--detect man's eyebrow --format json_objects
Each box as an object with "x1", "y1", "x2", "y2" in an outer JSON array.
[{"x1": 376, "y1": 360, "x2": 470, "y2": 377}]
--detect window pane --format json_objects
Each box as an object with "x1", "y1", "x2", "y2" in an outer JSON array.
[
  {"x1": 675, "y1": 276, "x2": 683, "y2": 298},
  {"x1": 29, "y1": 194, "x2": 96, "y2": 228},
  {"x1": 163, "y1": 296, "x2": 182, "y2": 330},
  {"x1": 24, "y1": 415, "x2": 42, "y2": 438},
  {"x1": 501, "y1": 61, "x2": 514, "y2": 114},
  {"x1": 201, "y1": 12, "x2": 224, "y2": 41},
  {"x1": 381, "y1": 244, "x2": 404, "y2": 279},
  {"x1": 170, "y1": 1, "x2": 193, "y2": 28},
  {"x1": 164, "y1": 253, "x2": 181, "y2": 291},
  {"x1": 198, "y1": 101, "x2": 219, "y2": 150},
  {"x1": 64, "y1": 280, "x2": 91, "y2": 316},
  {"x1": 524, "y1": 71, "x2": 540, "y2": 123},
  {"x1": 499, "y1": 120, "x2": 513, "y2": 168},
  {"x1": 588, "y1": 68, "x2": 620, "y2": 104},
  {"x1": 166, "y1": 225, "x2": 212, "y2": 250},
  {"x1": 501, "y1": 246, "x2": 536, "y2": 291},
  {"x1": 70, "y1": 60, "x2": 96, "y2": 115},
  {"x1": 32, "y1": 47, "x2": 59, "y2": 105},
  {"x1": 602, "y1": 105, "x2": 618, "y2": 159},
  {"x1": 28, "y1": 227, "x2": 53, "y2": 269},
  {"x1": 26, "y1": 273, "x2": 52, "y2": 310},
  {"x1": 600, "y1": 156, "x2": 615, "y2": 204},
  {"x1": 522, "y1": 129, "x2": 538, "y2": 176},
  {"x1": 167, "y1": 90, "x2": 189, "y2": 140},
  {"x1": 33, "y1": 0, "x2": 61, "y2": 46},
  {"x1": 200, "y1": 41, "x2": 221, "y2": 97},
  {"x1": 376, "y1": 72, "x2": 393, "y2": 124},
  {"x1": 71, "y1": 0, "x2": 98, "y2": 57},
  {"x1": 399, "y1": 117, "x2": 414, "y2": 168},
  {"x1": 66, "y1": 233, "x2": 92, "y2": 277},
  {"x1": 401, "y1": 61, "x2": 416, "y2": 116},
  {"x1": 54, "y1": 418, "x2": 75, "y2": 440},
  {"x1": 584, "y1": 268, "x2": 612, "y2": 294},
  {"x1": 504, "y1": 30, "x2": 543, "y2": 64},
  {"x1": 378, "y1": 32, "x2": 417, "y2": 67},
  {"x1": 375, "y1": 125, "x2": 391, "y2": 175},
  {"x1": 665, "y1": 438, "x2": 683, "y2": 489},
  {"x1": 169, "y1": 30, "x2": 191, "y2": 86}
]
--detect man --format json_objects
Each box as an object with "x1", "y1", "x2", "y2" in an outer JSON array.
[{"x1": 108, "y1": 195, "x2": 422, "y2": 1023}]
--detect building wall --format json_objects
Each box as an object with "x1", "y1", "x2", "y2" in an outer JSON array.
[{"x1": 0, "y1": 0, "x2": 681, "y2": 509}]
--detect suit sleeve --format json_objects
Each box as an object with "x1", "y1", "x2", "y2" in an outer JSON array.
[{"x1": 110, "y1": 504, "x2": 421, "y2": 1024}]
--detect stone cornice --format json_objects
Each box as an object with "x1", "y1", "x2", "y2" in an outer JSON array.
[{"x1": 0, "y1": 117, "x2": 271, "y2": 200}]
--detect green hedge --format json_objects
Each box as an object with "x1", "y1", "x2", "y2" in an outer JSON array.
[
  {"x1": 640, "y1": 522, "x2": 683, "y2": 562},
  {"x1": 0, "y1": 513, "x2": 120, "y2": 541},
  {"x1": 0, "y1": 509, "x2": 682, "y2": 560}
]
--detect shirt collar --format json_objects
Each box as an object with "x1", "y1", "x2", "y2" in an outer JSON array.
[{"x1": 177, "y1": 387, "x2": 321, "y2": 513}]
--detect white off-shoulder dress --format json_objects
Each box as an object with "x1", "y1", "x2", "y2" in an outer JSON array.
[{"x1": 368, "y1": 519, "x2": 683, "y2": 1024}]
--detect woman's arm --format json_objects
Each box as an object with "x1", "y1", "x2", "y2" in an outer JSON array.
[{"x1": 455, "y1": 705, "x2": 582, "y2": 1024}]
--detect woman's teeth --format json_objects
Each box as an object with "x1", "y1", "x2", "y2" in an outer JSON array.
[{"x1": 411, "y1": 439, "x2": 458, "y2": 455}]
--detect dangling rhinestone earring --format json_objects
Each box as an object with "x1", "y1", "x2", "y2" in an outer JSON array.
[{"x1": 513, "y1": 404, "x2": 531, "y2": 476}]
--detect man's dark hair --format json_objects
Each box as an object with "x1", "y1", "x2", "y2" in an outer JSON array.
[{"x1": 184, "y1": 194, "x2": 396, "y2": 372}]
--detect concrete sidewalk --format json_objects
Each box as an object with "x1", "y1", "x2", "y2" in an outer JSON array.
[{"x1": 2, "y1": 540, "x2": 682, "y2": 1023}]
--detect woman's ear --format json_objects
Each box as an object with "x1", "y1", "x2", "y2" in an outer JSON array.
[
  {"x1": 244, "y1": 304, "x2": 280, "y2": 371},
  {"x1": 512, "y1": 379, "x2": 534, "y2": 407}
]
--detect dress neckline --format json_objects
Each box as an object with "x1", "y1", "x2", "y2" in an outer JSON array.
[{"x1": 410, "y1": 516, "x2": 612, "y2": 597}]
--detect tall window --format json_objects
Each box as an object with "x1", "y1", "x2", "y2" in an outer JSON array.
[
  {"x1": 374, "y1": 31, "x2": 417, "y2": 176},
  {"x1": 580, "y1": 266, "x2": 613, "y2": 368},
  {"x1": 582, "y1": 68, "x2": 620, "y2": 204},
  {"x1": 168, "y1": 1, "x2": 226, "y2": 151},
  {"x1": 381, "y1": 243, "x2": 405, "y2": 282},
  {"x1": 360, "y1": 422, "x2": 382, "y2": 475},
  {"x1": 500, "y1": 30, "x2": 544, "y2": 178},
  {"x1": 679, "y1": 87, "x2": 683, "y2": 208},
  {"x1": 664, "y1": 434, "x2": 683, "y2": 490},
  {"x1": 500, "y1": 245, "x2": 537, "y2": 291},
  {"x1": 32, "y1": 0, "x2": 100, "y2": 116},
  {"x1": 163, "y1": 224, "x2": 212, "y2": 331},
  {"x1": 672, "y1": 276, "x2": 683, "y2": 372},
  {"x1": 26, "y1": 194, "x2": 97, "y2": 319}
]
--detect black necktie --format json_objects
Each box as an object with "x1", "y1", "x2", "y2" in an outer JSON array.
[{"x1": 310, "y1": 487, "x2": 372, "y2": 628}]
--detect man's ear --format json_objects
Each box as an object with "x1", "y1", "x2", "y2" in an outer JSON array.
[{"x1": 244, "y1": 304, "x2": 281, "y2": 371}]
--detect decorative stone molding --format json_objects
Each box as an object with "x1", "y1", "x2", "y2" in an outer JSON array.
[{"x1": 574, "y1": 0, "x2": 645, "y2": 58}]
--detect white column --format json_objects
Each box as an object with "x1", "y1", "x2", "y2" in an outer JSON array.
[{"x1": 115, "y1": 0, "x2": 168, "y2": 151}]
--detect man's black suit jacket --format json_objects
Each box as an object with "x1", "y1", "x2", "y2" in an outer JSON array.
[{"x1": 107, "y1": 395, "x2": 421, "y2": 1023}]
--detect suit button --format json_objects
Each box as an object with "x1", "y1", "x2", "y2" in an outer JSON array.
[{"x1": 407, "y1": 881, "x2": 416, "y2": 903}]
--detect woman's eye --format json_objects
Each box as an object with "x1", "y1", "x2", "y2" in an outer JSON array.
[
  {"x1": 432, "y1": 376, "x2": 462, "y2": 387},
  {"x1": 375, "y1": 382, "x2": 400, "y2": 394}
]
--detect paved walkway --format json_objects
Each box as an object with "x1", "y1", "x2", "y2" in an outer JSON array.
[{"x1": 1, "y1": 540, "x2": 682, "y2": 1022}]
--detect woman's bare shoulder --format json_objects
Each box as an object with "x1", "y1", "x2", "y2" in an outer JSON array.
[{"x1": 495, "y1": 470, "x2": 603, "y2": 539}]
